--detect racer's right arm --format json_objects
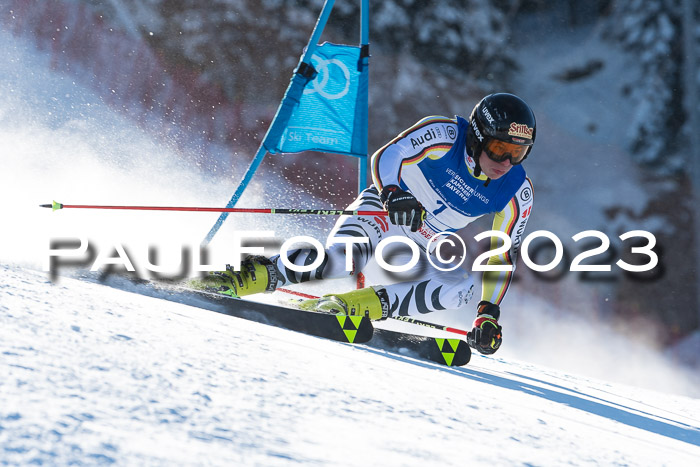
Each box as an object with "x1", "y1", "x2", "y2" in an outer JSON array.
[{"x1": 371, "y1": 117, "x2": 456, "y2": 232}]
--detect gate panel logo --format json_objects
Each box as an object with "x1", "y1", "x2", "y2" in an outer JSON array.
[{"x1": 304, "y1": 54, "x2": 351, "y2": 100}]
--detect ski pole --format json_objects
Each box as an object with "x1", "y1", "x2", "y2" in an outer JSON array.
[
  {"x1": 40, "y1": 201, "x2": 387, "y2": 216},
  {"x1": 277, "y1": 287, "x2": 468, "y2": 337},
  {"x1": 389, "y1": 315, "x2": 468, "y2": 337}
]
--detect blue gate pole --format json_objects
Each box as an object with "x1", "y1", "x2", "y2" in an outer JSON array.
[
  {"x1": 201, "y1": 145, "x2": 267, "y2": 245},
  {"x1": 202, "y1": 0, "x2": 337, "y2": 246},
  {"x1": 300, "y1": 0, "x2": 336, "y2": 64},
  {"x1": 357, "y1": 0, "x2": 370, "y2": 193}
]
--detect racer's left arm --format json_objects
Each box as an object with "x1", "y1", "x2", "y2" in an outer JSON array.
[
  {"x1": 467, "y1": 177, "x2": 534, "y2": 355},
  {"x1": 482, "y1": 177, "x2": 534, "y2": 305}
]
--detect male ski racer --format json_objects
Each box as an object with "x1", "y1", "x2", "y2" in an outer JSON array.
[{"x1": 205, "y1": 93, "x2": 536, "y2": 355}]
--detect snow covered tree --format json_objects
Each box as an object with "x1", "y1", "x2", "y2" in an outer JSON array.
[
  {"x1": 108, "y1": 0, "x2": 514, "y2": 102},
  {"x1": 608, "y1": 0, "x2": 684, "y2": 173},
  {"x1": 606, "y1": 0, "x2": 700, "y2": 341},
  {"x1": 304, "y1": 0, "x2": 515, "y2": 80},
  {"x1": 144, "y1": 1, "x2": 319, "y2": 102}
]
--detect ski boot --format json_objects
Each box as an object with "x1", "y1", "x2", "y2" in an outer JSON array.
[
  {"x1": 195, "y1": 255, "x2": 280, "y2": 297},
  {"x1": 298, "y1": 286, "x2": 390, "y2": 321}
]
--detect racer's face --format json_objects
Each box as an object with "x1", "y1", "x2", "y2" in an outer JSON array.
[{"x1": 478, "y1": 151, "x2": 513, "y2": 179}]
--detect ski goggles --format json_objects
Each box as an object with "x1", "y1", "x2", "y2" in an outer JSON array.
[{"x1": 483, "y1": 139, "x2": 529, "y2": 165}]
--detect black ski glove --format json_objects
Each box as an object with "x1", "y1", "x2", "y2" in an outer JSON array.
[
  {"x1": 467, "y1": 301, "x2": 503, "y2": 355},
  {"x1": 380, "y1": 185, "x2": 426, "y2": 232}
]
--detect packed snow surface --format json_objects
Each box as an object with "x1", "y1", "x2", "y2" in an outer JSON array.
[{"x1": 2, "y1": 265, "x2": 700, "y2": 465}]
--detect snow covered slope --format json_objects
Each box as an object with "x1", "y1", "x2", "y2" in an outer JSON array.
[{"x1": 2, "y1": 264, "x2": 700, "y2": 465}]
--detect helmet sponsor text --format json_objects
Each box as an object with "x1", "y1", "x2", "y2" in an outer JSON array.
[{"x1": 508, "y1": 122, "x2": 534, "y2": 139}]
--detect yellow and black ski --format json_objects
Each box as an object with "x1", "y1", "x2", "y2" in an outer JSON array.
[
  {"x1": 177, "y1": 288, "x2": 469, "y2": 365},
  {"x1": 368, "y1": 329, "x2": 471, "y2": 367},
  {"x1": 168, "y1": 287, "x2": 374, "y2": 344},
  {"x1": 113, "y1": 279, "x2": 466, "y2": 365}
]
